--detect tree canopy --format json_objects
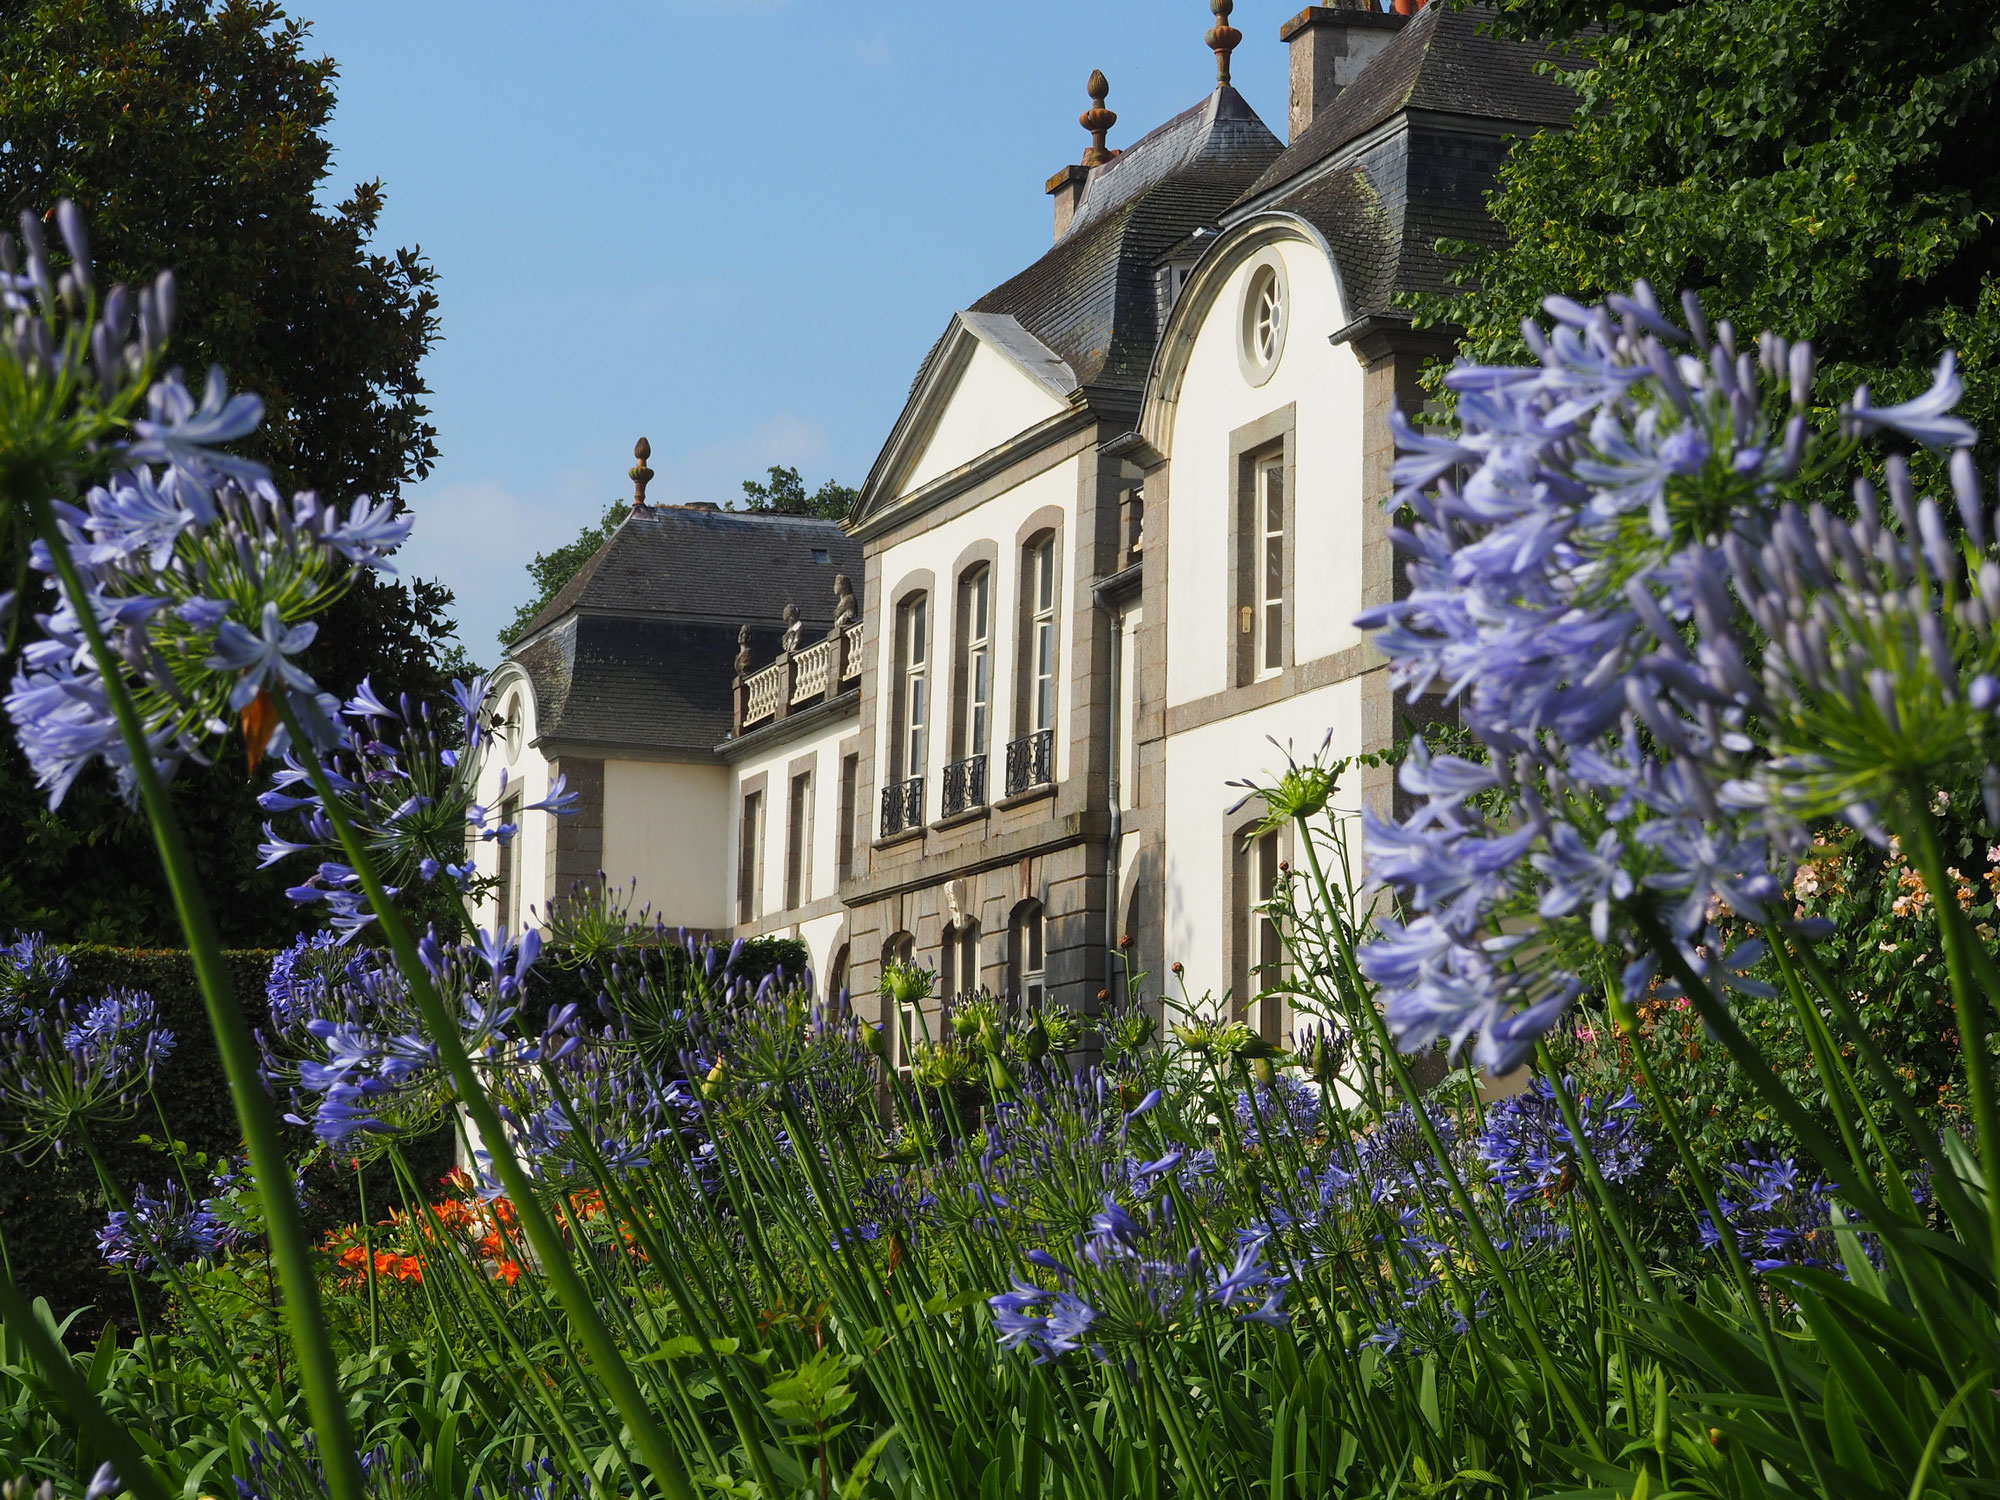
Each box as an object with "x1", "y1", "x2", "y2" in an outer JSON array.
[
  {"x1": 740, "y1": 465, "x2": 857, "y2": 522},
  {"x1": 0, "y1": 0, "x2": 455, "y2": 944},
  {"x1": 1429, "y1": 0, "x2": 2000, "y2": 444}
]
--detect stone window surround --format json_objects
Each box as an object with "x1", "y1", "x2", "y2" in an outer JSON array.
[
  {"x1": 885, "y1": 570, "x2": 936, "y2": 785},
  {"x1": 948, "y1": 539, "x2": 1001, "y2": 765},
  {"x1": 1236, "y1": 249, "x2": 1291, "y2": 388},
  {"x1": 1013, "y1": 505, "x2": 1067, "y2": 749},
  {"x1": 736, "y1": 771, "x2": 768, "y2": 925},
  {"x1": 1228, "y1": 404, "x2": 1297, "y2": 690},
  {"x1": 783, "y1": 750, "x2": 817, "y2": 913},
  {"x1": 1224, "y1": 805, "x2": 1293, "y2": 1040}
]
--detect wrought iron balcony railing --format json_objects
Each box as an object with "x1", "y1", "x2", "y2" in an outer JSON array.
[
  {"x1": 879, "y1": 775, "x2": 924, "y2": 838},
  {"x1": 940, "y1": 754, "x2": 987, "y2": 817},
  {"x1": 1003, "y1": 728, "x2": 1054, "y2": 798}
]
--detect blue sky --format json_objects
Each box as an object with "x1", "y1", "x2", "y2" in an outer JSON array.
[{"x1": 310, "y1": 1, "x2": 1296, "y2": 654}]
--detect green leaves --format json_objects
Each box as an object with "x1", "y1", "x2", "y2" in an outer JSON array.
[{"x1": 762, "y1": 1348, "x2": 862, "y2": 1441}]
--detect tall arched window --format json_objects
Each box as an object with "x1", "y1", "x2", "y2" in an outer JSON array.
[
  {"x1": 827, "y1": 944, "x2": 850, "y2": 1009},
  {"x1": 945, "y1": 566, "x2": 992, "y2": 814},
  {"x1": 942, "y1": 919, "x2": 981, "y2": 999},
  {"x1": 882, "y1": 932, "x2": 918, "y2": 1070},
  {"x1": 1007, "y1": 535, "x2": 1058, "y2": 796},
  {"x1": 1008, "y1": 900, "x2": 1045, "y2": 1011},
  {"x1": 883, "y1": 594, "x2": 928, "y2": 835}
]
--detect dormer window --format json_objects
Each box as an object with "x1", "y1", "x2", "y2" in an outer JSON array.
[{"x1": 813, "y1": 548, "x2": 830, "y2": 564}]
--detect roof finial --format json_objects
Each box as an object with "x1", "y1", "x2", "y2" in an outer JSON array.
[
  {"x1": 1206, "y1": 0, "x2": 1241, "y2": 88},
  {"x1": 1080, "y1": 70, "x2": 1117, "y2": 167},
  {"x1": 629, "y1": 436, "x2": 654, "y2": 510}
]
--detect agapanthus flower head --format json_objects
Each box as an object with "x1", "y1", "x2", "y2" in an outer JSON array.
[
  {"x1": 0, "y1": 929, "x2": 71, "y2": 1019},
  {"x1": 1356, "y1": 282, "x2": 1991, "y2": 1070},
  {"x1": 1696, "y1": 1153, "x2": 1864, "y2": 1275},
  {"x1": 0, "y1": 202, "x2": 412, "y2": 810},
  {"x1": 0, "y1": 984, "x2": 173, "y2": 1158},
  {"x1": 1476, "y1": 1076, "x2": 1648, "y2": 1209},
  {"x1": 98, "y1": 1178, "x2": 223, "y2": 1272}
]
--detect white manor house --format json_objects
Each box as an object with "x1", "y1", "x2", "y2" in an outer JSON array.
[{"x1": 473, "y1": 2, "x2": 1573, "y2": 1051}]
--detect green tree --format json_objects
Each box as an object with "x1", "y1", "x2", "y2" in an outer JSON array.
[
  {"x1": 0, "y1": 0, "x2": 454, "y2": 944},
  {"x1": 740, "y1": 464, "x2": 857, "y2": 522},
  {"x1": 1426, "y1": 0, "x2": 2000, "y2": 442},
  {"x1": 498, "y1": 500, "x2": 630, "y2": 647}
]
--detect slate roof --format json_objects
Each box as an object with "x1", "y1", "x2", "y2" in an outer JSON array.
[
  {"x1": 1221, "y1": 5, "x2": 1581, "y2": 324},
  {"x1": 1234, "y1": 5, "x2": 1579, "y2": 212},
  {"x1": 508, "y1": 505, "x2": 862, "y2": 756},
  {"x1": 963, "y1": 86, "x2": 1284, "y2": 395}
]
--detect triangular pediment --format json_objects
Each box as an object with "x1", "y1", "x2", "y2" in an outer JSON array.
[{"x1": 852, "y1": 312, "x2": 1075, "y2": 531}]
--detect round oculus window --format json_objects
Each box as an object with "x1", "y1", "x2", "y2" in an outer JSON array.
[
  {"x1": 501, "y1": 693, "x2": 523, "y2": 764},
  {"x1": 1237, "y1": 256, "x2": 1289, "y2": 386}
]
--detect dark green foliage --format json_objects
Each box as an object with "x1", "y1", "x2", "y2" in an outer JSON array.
[
  {"x1": 524, "y1": 934, "x2": 813, "y2": 1032},
  {"x1": 0, "y1": 946, "x2": 456, "y2": 1335},
  {"x1": 0, "y1": 0, "x2": 461, "y2": 947},
  {"x1": 497, "y1": 501, "x2": 630, "y2": 647},
  {"x1": 739, "y1": 465, "x2": 856, "y2": 523},
  {"x1": 1428, "y1": 0, "x2": 2000, "y2": 452}
]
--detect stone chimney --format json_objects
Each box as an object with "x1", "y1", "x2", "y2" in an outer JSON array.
[
  {"x1": 1048, "y1": 70, "x2": 1117, "y2": 242},
  {"x1": 1281, "y1": 3, "x2": 1410, "y2": 143}
]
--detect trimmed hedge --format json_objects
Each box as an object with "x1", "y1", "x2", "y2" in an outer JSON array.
[{"x1": 3, "y1": 933, "x2": 810, "y2": 1334}]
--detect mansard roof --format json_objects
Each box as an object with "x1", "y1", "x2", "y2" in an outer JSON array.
[
  {"x1": 508, "y1": 505, "x2": 861, "y2": 757},
  {"x1": 970, "y1": 85, "x2": 1283, "y2": 395}
]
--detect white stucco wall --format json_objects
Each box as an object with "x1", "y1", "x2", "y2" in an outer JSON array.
[
  {"x1": 874, "y1": 454, "x2": 1080, "y2": 805},
  {"x1": 726, "y1": 715, "x2": 856, "y2": 929},
  {"x1": 472, "y1": 667, "x2": 554, "y2": 932},
  {"x1": 1163, "y1": 237, "x2": 1368, "y2": 709},
  {"x1": 602, "y1": 758, "x2": 732, "y2": 933},
  {"x1": 903, "y1": 340, "x2": 1067, "y2": 494},
  {"x1": 1160, "y1": 677, "x2": 1369, "y2": 1003}
]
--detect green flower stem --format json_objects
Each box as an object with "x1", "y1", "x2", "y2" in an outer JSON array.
[
  {"x1": 269, "y1": 691, "x2": 699, "y2": 1500},
  {"x1": 1606, "y1": 988, "x2": 1834, "y2": 1497},
  {"x1": 1635, "y1": 908, "x2": 1903, "y2": 1233},
  {"x1": 24, "y1": 493, "x2": 365, "y2": 1500},
  {"x1": 1533, "y1": 1042, "x2": 1660, "y2": 1301},
  {"x1": 1899, "y1": 801, "x2": 2000, "y2": 1301},
  {"x1": 1292, "y1": 815, "x2": 1610, "y2": 1465}
]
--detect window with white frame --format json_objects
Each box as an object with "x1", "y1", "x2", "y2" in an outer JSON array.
[
  {"x1": 1250, "y1": 828, "x2": 1284, "y2": 1038},
  {"x1": 737, "y1": 789, "x2": 764, "y2": 924},
  {"x1": 900, "y1": 595, "x2": 928, "y2": 779},
  {"x1": 1256, "y1": 456, "x2": 1284, "y2": 678},
  {"x1": 784, "y1": 770, "x2": 813, "y2": 910},
  {"x1": 959, "y1": 567, "x2": 991, "y2": 758},
  {"x1": 1030, "y1": 537, "x2": 1056, "y2": 733},
  {"x1": 1010, "y1": 901, "x2": 1045, "y2": 1011},
  {"x1": 942, "y1": 919, "x2": 981, "y2": 999}
]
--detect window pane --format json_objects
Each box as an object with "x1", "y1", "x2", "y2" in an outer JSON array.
[
  {"x1": 973, "y1": 572, "x2": 989, "y2": 639},
  {"x1": 1037, "y1": 541, "x2": 1054, "y2": 612},
  {"x1": 1028, "y1": 913, "x2": 1043, "y2": 970},
  {"x1": 1264, "y1": 465, "x2": 1283, "y2": 534},
  {"x1": 1265, "y1": 531, "x2": 1282, "y2": 602},
  {"x1": 1265, "y1": 603, "x2": 1282, "y2": 671},
  {"x1": 910, "y1": 599, "x2": 926, "y2": 664}
]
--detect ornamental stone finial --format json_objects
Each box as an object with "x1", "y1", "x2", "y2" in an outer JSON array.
[
  {"x1": 629, "y1": 436, "x2": 655, "y2": 509},
  {"x1": 734, "y1": 624, "x2": 753, "y2": 676},
  {"x1": 830, "y1": 571, "x2": 857, "y2": 636},
  {"x1": 1080, "y1": 70, "x2": 1117, "y2": 167},
  {"x1": 1206, "y1": 0, "x2": 1241, "y2": 87}
]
